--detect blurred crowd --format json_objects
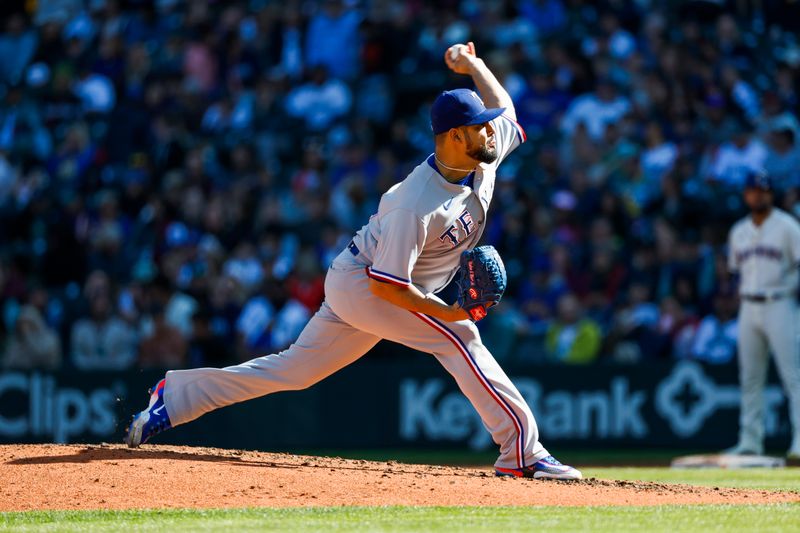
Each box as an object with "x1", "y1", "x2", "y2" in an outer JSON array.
[{"x1": 2, "y1": 0, "x2": 800, "y2": 371}]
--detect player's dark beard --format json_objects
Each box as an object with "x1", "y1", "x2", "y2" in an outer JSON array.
[
  {"x1": 750, "y1": 204, "x2": 771, "y2": 215},
  {"x1": 465, "y1": 135, "x2": 498, "y2": 164}
]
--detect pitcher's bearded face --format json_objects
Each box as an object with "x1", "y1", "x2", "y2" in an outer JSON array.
[{"x1": 462, "y1": 123, "x2": 498, "y2": 164}]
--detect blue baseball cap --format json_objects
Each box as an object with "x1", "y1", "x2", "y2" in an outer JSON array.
[
  {"x1": 744, "y1": 169, "x2": 773, "y2": 191},
  {"x1": 430, "y1": 88, "x2": 505, "y2": 135}
]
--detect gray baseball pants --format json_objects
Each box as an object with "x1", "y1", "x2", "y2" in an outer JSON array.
[
  {"x1": 162, "y1": 260, "x2": 548, "y2": 469},
  {"x1": 737, "y1": 298, "x2": 800, "y2": 451}
]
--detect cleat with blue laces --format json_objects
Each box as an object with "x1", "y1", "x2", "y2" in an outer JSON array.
[
  {"x1": 495, "y1": 455, "x2": 582, "y2": 480},
  {"x1": 125, "y1": 378, "x2": 172, "y2": 448}
]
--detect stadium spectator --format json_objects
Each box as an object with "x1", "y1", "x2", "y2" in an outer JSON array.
[
  {"x1": 640, "y1": 121, "x2": 678, "y2": 183},
  {"x1": 269, "y1": 295, "x2": 310, "y2": 351},
  {"x1": 755, "y1": 90, "x2": 799, "y2": 140},
  {"x1": 763, "y1": 120, "x2": 800, "y2": 191},
  {"x1": 519, "y1": 0, "x2": 567, "y2": 38},
  {"x1": 72, "y1": 62, "x2": 116, "y2": 113},
  {"x1": 0, "y1": 151, "x2": 15, "y2": 206},
  {"x1": 138, "y1": 305, "x2": 187, "y2": 369},
  {"x1": 0, "y1": 14, "x2": 37, "y2": 85},
  {"x1": 286, "y1": 248, "x2": 325, "y2": 312},
  {"x1": 691, "y1": 291, "x2": 739, "y2": 364},
  {"x1": 657, "y1": 297, "x2": 699, "y2": 360},
  {"x1": 545, "y1": 293, "x2": 601, "y2": 364},
  {"x1": 188, "y1": 308, "x2": 235, "y2": 368},
  {"x1": 305, "y1": 0, "x2": 361, "y2": 81},
  {"x1": 607, "y1": 282, "x2": 661, "y2": 362},
  {"x1": 516, "y1": 64, "x2": 570, "y2": 138},
  {"x1": 285, "y1": 66, "x2": 352, "y2": 131},
  {"x1": 236, "y1": 281, "x2": 278, "y2": 358},
  {"x1": 708, "y1": 122, "x2": 768, "y2": 186},
  {"x1": 0, "y1": 85, "x2": 52, "y2": 161},
  {"x1": 2, "y1": 305, "x2": 62, "y2": 370},
  {"x1": 560, "y1": 78, "x2": 631, "y2": 141},
  {"x1": 70, "y1": 293, "x2": 138, "y2": 370}
]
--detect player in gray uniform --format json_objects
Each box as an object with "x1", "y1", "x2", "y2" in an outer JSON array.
[
  {"x1": 125, "y1": 42, "x2": 582, "y2": 479},
  {"x1": 726, "y1": 170, "x2": 800, "y2": 459}
]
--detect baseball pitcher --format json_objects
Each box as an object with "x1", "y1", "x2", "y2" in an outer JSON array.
[
  {"x1": 125, "y1": 42, "x2": 582, "y2": 479},
  {"x1": 726, "y1": 170, "x2": 800, "y2": 459}
]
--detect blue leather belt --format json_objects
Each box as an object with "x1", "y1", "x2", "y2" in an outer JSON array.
[{"x1": 347, "y1": 240, "x2": 360, "y2": 256}]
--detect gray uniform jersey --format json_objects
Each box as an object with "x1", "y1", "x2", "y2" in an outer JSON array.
[
  {"x1": 727, "y1": 207, "x2": 800, "y2": 454},
  {"x1": 728, "y1": 208, "x2": 800, "y2": 296},
  {"x1": 334, "y1": 114, "x2": 525, "y2": 293}
]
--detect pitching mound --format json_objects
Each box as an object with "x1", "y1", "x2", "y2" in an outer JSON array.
[{"x1": 1, "y1": 444, "x2": 797, "y2": 511}]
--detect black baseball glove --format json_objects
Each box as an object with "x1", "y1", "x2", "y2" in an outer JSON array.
[{"x1": 456, "y1": 245, "x2": 507, "y2": 322}]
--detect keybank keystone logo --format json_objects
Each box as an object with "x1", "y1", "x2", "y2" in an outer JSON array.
[
  {"x1": 655, "y1": 360, "x2": 784, "y2": 437},
  {"x1": 655, "y1": 360, "x2": 721, "y2": 436}
]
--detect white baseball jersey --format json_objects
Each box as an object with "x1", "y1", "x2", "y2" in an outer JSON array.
[
  {"x1": 728, "y1": 208, "x2": 800, "y2": 296},
  {"x1": 334, "y1": 114, "x2": 525, "y2": 293}
]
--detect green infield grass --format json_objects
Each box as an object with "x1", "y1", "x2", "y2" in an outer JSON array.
[
  {"x1": 294, "y1": 448, "x2": 800, "y2": 490},
  {"x1": 2, "y1": 504, "x2": 799, "y2": 532},
  {"x1": 581, "y1": 466, "x2": 800, "y2": 491}
]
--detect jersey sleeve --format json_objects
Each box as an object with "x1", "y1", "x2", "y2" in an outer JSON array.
[
  {"x1": 368, "y1": 209, "x2": 427, "y2": 286},
  {"x1": 787, "y1": 217, "x2": 800, "y2": 266},
  {"x1": 727, "y1": 227, "x2": 739, "y2": 273},
  {"x1": 491, "y1": 113, "x2": 526, "y2": 166}
]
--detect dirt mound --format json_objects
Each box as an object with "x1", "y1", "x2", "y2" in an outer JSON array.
[{"x1": 0, "y1": 444, "x2": 797, "y2": 511}]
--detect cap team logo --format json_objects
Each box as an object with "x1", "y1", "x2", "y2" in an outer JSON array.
[{"x1": 470, "y1": 92, "x2": 484, "y2": 106}]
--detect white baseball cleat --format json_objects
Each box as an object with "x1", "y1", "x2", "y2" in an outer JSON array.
[
  {"x1": 495, "y1": 455, "x2": 582, "y2": 480},
  {"x1": 722, "y1": 442, "x2": 764, "y2": 456}
]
